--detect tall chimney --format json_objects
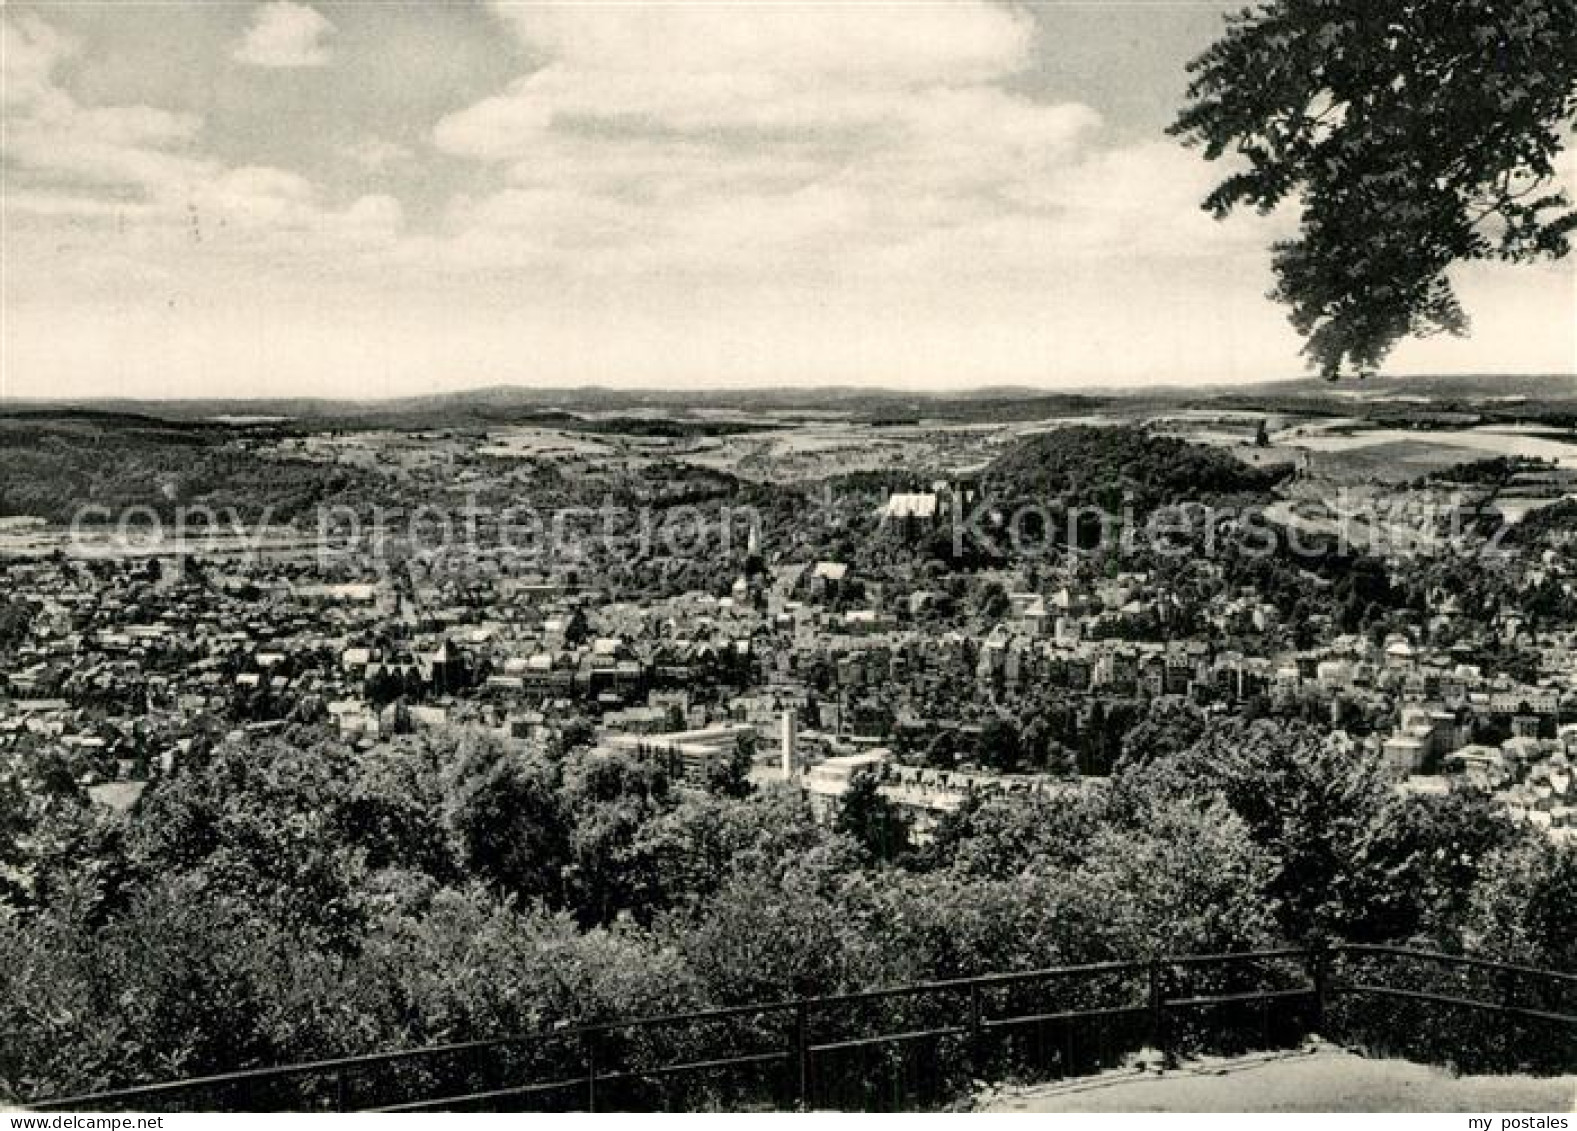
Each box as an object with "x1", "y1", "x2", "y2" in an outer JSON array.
[{"x1": 780, "y1": 708, "x2": 798, "y2": 783}]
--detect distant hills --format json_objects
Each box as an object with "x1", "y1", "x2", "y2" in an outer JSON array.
[{"x1": 2, "y1": 373, "x2": 1573, "y2": 430}]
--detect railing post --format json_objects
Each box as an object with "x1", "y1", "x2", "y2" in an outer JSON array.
[
  {"x1": 1148, "y1": 958, "x2": 1167, "y2": 1062},
  {"x1": 1309, "y1": 940, "x2": 1328, "y2": 1038},
  {"x1": 333, "y1": 1067, "x2": 348, "y2": 1113},
  {"x1": 794, "y1": 1000, "x2": 811, "y2": 1110},
  {"x1": 968, "y1": 981, "x2": 985, "y2": 1073},
  {"x1": 1500, "y1": 966, "x2": 1518, "y2": 1012},
  {"x1": 585, "y1": 1032, "x2": 597, "y2": 1113}
]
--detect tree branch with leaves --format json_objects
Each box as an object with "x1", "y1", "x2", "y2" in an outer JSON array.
[{"x1": 1172, "y1": 0, "x2": 1577, "y2": 378}]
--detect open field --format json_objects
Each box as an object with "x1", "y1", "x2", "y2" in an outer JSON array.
[
  {"x1": 1287, "y1": 424, "x2": 1577, "y2": 470},
  {"x1": 1296, "y1": 439, "x2": 1487, "y2": 483},
  {"x1": 478, "y1": 427, "x2": 621, "y2": 460}
]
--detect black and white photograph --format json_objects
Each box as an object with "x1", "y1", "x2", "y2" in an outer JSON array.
[{"x1": 1, "y1": 0, "x2": 1574, "y2": 1118}]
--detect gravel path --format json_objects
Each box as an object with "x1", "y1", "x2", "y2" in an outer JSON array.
[{"x1": 980, "y1": 1047, "x2": 1577, "y2": 1112}]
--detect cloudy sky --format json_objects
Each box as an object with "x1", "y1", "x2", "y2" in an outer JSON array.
[{"x1": 2, "y1": 0, "x2": 1572, "y2": 400}]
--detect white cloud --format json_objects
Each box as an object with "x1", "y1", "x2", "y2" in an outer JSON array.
[
  {"x1": 1, "y1": 11, "x2": 76, "y2": 112},
  {"x1": 347, "y1": 137, "x2": 416, "y2": 172},
  {"x1": 1, "y1": 10, "x2": 400, "y2": 257},
  {"x1": 2, "y1": 13, "x2": 210, "y2": 199},
  {"x1": 233, "y1": 1, "x2": 335, "y2": 69},
  {"x1": 492, "y1": 1, "x2": 1033, "y2": 82},
  {"x1": 4, "y1": 2, "x2": 1565, "y2": 398},
  {"x1": 427, "y1": 1, "x2": 1280, "y2": 288},
  {"x1": 193, "y1": 166, "x2": 399, "y2": 242}
]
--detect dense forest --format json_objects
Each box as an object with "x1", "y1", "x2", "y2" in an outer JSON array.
[
  {"x1": 0, "y1": 414, "x2": 382, "y2": 526},
  {"x1": 2, "y1": 718, "x2": 1571, "y2": 1104},
  {"x1": 982, "y1": 426, "x2": 1289, "y2": 515}
]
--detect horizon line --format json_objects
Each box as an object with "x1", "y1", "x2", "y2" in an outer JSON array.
[{"x1": 4, "y1": 371, "x2": 1575, "y2": 409}]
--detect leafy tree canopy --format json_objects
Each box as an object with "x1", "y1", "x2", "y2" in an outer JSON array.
[{"x1": 1173, "y1": 0, "x2": 1577, "y2": 377}]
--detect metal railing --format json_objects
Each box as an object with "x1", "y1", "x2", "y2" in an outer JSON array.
[{"x1": 22, "y1": 944, "x2": 1576, "y2": 1113}]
